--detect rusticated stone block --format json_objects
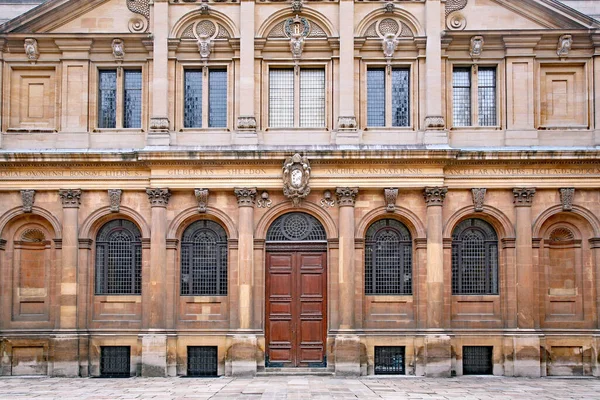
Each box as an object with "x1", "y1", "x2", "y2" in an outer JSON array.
[
  {"x1": 141, "y1": 334, "x2": 167, "y2": 377},
  {"x1": 513, "y1": 336, "x2": 541, "y2": 377},
  {"x1": 51, "y1": 336, "x2": 79, "y2": 377},
  {"x1": 425, "y1": 335, "x2": 451, "y2": 377},
  {"x1": 229, "y1": 335, "x2": 257, "y2": 377},
  {"x1": 334, "y1": 335, "x2": 361, "y2": 376}
]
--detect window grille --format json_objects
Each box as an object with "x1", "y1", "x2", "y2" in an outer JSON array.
[
  {"x1": 391, "y1": 68, "x2": 410, "y2": 127},
  {"x1": 266, "y1": 212, "x2": 327, "y2": 242},
  {"x1": 367, "y1": 68, "x2": 385, "y2": 127},
  {"x1": 184, "y1": 70, "x2": 203, "y2": 128},
  {"x1": 208, "y1": 69, "x2": 227, "y2": 128},
  {"x1": 452, "y1": 67, "x2": 471, "y2": 127},
  {"x1": 187, "y1": 346, "x2": 218, "y2": 377},
  {"x1": 365, "y1": 219, "x2": 412, "y2": 295},
  {"x1": 123, "y1": 70, "x2": 142, "y2": 129},
  {"x1": 181, "y1": 220, "x2": 228, "y2": 296},
  {"x1": 269, "y1": 69, "x2": 294, "y2": 128},
  {"x1": 463, "y1": 346, "x2": 493, "y2": 375},
  {"x1": 95, "y1": 219, "x2": 142, "y2": 295},
  {"x1": 300, "y1": 69, "x2": 325, "y2": 128},
  {"x1": 98, "y1": 70, "x2": 117, "y2": 129},
  {"x1": 100, "y1": 346, "x2": 130, "y2": 378},
  {"x1": 451, "y1": 218, "x2": 498, "y2": 295},
  {"x1": 374, "y1": 346, "x2": 405, "y2": 375},
  {"x1": 478, "y1": 68, "x2": 496, "y2": 126}
]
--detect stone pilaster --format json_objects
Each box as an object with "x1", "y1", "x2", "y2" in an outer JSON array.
[
  {"x1": 0, "y1": 39, "x2": 4, "y2": 143},
  {"x1": 592, "y1": 34, "x2": 600, "y2": 146},
  {"x1": 235, "y1": 0, "x2": 258, "y2": 143},
  {"x1": 335, "y1": 0, "x2": 358, "y2": 144},
  {"x1": 148, "y1": 0, "x2": 170, "y2": 145}
]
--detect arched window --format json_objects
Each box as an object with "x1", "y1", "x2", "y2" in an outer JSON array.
[
  {"x1": 451, "y1": 218, "x2": 498, "y2": 295},
  {"x1": 266, "y1": 212, "x2": 326, "y2": 242},
  {"x1": 365, "y1": 219, "x2": 412, "y2": 295},
  {"x1": 95, "y1": 219, "x2": 142, "y2": 295},
  {"x1": 181, "y1": 220, "x2": 228, "y2": 296}
]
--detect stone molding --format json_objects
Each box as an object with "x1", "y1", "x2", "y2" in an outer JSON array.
[
  {"x1": 384, "y1": 188, "x2": 398, "y2": 212},
  {"x1": 559, "y1": 188, "x2": 574, "y2": 211},
  {"x1": 108, "y1": 189, "x2": 122, "y2": 212},
  {"x1": 513, "y1": 188, "x2": 536, "y2": 207},
  {"x1": 236, "y1": 116, "x2": 257, "y2": 131},
  {"x1": 146, "y1": 188, "x2": 171, "y2": 207},
  {"x1": 471, "y1": 188, "x2": 486, "y2": 212},
  {"x1": 424, "y1": 116, "x2": 445, "y2": 130},
  {"x1": 337, "y1": 116, "x2": 358, "y2": 131},
  {"x1": 423, "y1": 187, "x2": 447, "y2": 207},
  {"x1": 21, "y1": 190, "x2": 35, "y2": 213},
  {"x1": 195, "y1": 188, "x2": 209, "y2": 213},
  {"x1": 234, "y1": 187, "x2": 257, "y2": 207},
  {"x1": 149, "y1": 117, "x2": 170, "y2": 132},
  {"x1": 59, "y1": 189, "x2": 82, "y2": 208},
  {"x1": 336, "y1": 187, "x2": 358, "y2": 207}
]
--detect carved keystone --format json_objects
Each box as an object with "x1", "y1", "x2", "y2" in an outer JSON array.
[
  {"x1": 471, "y1": 188, "x2": 486, "y2": 212},
  {"x1": 195, "y1": 188, "x2": 209, "y2": 213},
  {"x1": 108, "y1": 189, "x2": 122, "y2": 212},
  {"x1": 384, "y1": 188, "x2": 398, "y2": 212},
  {"x1": 21, "y1": 190, "x2": 35, "y2": 213},
  {"x1": 559, "y1": 188, "x2": 574, "y2": 212}
]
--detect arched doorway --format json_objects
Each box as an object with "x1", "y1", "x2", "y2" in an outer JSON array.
[{"x1": 265, "y1": 212, "x2": 327, "y2": 367}]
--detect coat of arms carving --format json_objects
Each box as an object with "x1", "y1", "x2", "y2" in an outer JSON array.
[{"x1": 283, "y1": 153, "x2": 311, "y2": 206}]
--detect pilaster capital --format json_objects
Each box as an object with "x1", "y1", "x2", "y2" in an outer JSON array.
[
  {"x1": 335, "y1": 187, "x2": 358, "y2": 207},
  {"x1": 513, "y1": 187, "x2": 535, "y2": 207},
  {"x1": 146, "y1": 188, "x2": 171, "y2": 207},
  {"x1": 58, "y1": 189, "x2": 82, "y2": 208},
  {"x1": 234, "y1": 187, "x2": 257, "y2": 207},
  {"x1": 423, "y1": 186, "x2": 447, "y2": 207}
]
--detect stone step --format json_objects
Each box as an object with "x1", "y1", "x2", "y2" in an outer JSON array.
[{"x1": 257, "y1": 367, "x2": 334, "y2": 376}]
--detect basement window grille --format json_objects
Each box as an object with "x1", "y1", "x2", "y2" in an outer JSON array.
[
  {"x1": 463, "y1": 346, "x2": 493, "y2": 375},
  {"x1": 187, "y1": 346, "x2": 218, "y2": 377},
  {"x1": 374, "y1": 346, "x2": 405, "y2": 375},
  {"x1": 100, "y1": 346, "x2": 130, "y2": 378}
]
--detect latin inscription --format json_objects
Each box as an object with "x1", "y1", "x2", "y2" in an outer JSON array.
[
  {"x1": 446, "y1": 167, "x2": 600, "y2": 176},
  {"x1": 0, "y1": 170, "x2": 147, "y2": 178}
]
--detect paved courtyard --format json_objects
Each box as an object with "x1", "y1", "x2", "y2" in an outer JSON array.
[{"x1": 0, "y1": 375, "x2": 599, "y2": 400}]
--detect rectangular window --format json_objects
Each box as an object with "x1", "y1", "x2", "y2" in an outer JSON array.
[
  {"x1": 208, "y1": 69, "x2": 227, "y2": 128},
  {"x1": 100, "y1": 346, "x2": 130, "y2": 378},
  {"x1": 452, "y1": 67, "x2": 471, "y2": 127},
  {"x1": 478, "y1": 68, "x2": 497, "y2": 126},
  {"x1": 123, "y1": 70, "x2": 142, "y2": 128},
  {"x1": 463, "y1": 346, "x2": 493, "y2": 375},
  {"x1": 187, "y1": 346, "x2": 218, "y2": 377},
  {"x1": 366, "y1": 67, "x2": 410, "y2": 128},
  {"x1": 374, "y1": 346, "x2": 405, "y2": 375},
  {"x1": 269, "y1": 67, "x2": 325, "y2": 128},
  {"x1": 98, "y1": 69, "x2": 142, "y2": 129},
  {"x1": 98, "y1": 70, "x2": 117, "y2": 129},
  {"x1": 184, "y1": 68, "x2": 228, "y2": 129},
  {"x1": 184, "y1": 70, "x2": 203, "y2": 128},
  {"x1": 453, "y1": 66, "x2": 497, "y2": 127}
]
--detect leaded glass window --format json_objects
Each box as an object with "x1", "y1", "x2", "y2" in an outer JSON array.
[
  {"x1": 123, "y1": 70, "x2": 142, "y2": 128},
  {"x1": 451, "y1": 218, "x2": 498, "y2": 295},
  {"x1": 452, "y1": 67, "x2": 471, "y2": 127},
  {"x1": 98, "y1": 70, "x2": 117, "y2": 129},
  {"x1": 183, "y1": 68, "x2": 228, "y2": 129},
  {"x1": 478, "y1": 68, "x2": 497, "y2": 126},
  {"x1": 95, "y1": 219, "x2": 142, "y2": 295},
  {"x1": 269, "y1": 69, "x2": 294, "y2": 128},
  {"x1": 300, "y1": 69, "x2": 325, "y2": 128},
  {"x1": 365, "y1": 219, "x2": 412, "y2": 295},
  {"x1": 366, "y1": 67, "x2": 410, "y2": 128},
  {"x1": 98, "y1": 69, "x2": 142, "y2": 130},
  {"x1": 181, "y1": 220, "x2": 228, "y2": 296},
  {"x1": 184, "y1": 70, "x2": 203, "y2": 128},
  {"x1": 391, "y1": 68, "x2": 410, "y2": 127},
  {"x1": 453, "y1": 66, "x2": 498, "y2": 128},
  {"x1": 367, "y1": 68, "x2": 385, "y2": 127},
  {"x1": 209, "y1": 69, "x2": 227, "y2": 128}
]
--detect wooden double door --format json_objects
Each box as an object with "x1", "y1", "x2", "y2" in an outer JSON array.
[{"x1": 266, "y1": 248, "x2": 327, "y2": 367}]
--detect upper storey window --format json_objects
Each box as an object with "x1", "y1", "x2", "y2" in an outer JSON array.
[
  {"x1": 184, "y1": 69, "x2": 227, "y2": 128},
  {"x1": 98, "y1": 69, "x2": 142, "y2": 129},
  {"x1": 367, "y1": 68, "x2": 410, "y2": 127},
  {"x1": 452, "y1": 66, "x2": 497, "y2": 128}
]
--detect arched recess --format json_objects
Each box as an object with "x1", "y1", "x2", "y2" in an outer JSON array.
[
  {"x1": 79, "y1": 206, "x2": 150, "y2": 240},
  {"x1": 443, "y1": 205, "x2": 515, "y2": 240},
  {"x1": 0, "y1": 206, "x2": 61, "y2": 240},
  {"x1": 257, "y1": 7, "x2": 337, "y2": 38},
  {"x1": 255, "y1": 200, "x2": 337, "y2": 240},
  {"x1": 168, "y1": 206, "x2": 238, "y2": 240},
  {"x1": 355, "y1": 206, "x2": 425, "y2": 239},
  {"x1": 356, "y1": 8, "x2": 424, "y2": 37},
  {"x1": 533, "y1": 205, "x2": 600, "y2": 238},
  {"x1": 171, "y1": 8, "x2": 239, "y2": 38}
]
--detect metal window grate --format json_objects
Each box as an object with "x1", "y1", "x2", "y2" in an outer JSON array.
[
  {"x1": 184, "y1": 70, "x2": 203, "y2": 128},
  {"x1": 365, "y1": 219, "x2": 412, "y2": 295},
  {"x1": 300, "y1": 69, "x2": 325, "y2": 128},
  {"x1": 209, "y1": 69, "x2": 227, "y2": 128},
  {"x1": 463, "y1": 346, "x2": 493, "y2": 375},
  {"x1": 452, "y1": 218, "x2": 498, "y2": 295},
  {"x1": 452, "y1": 67, "x2": 471, "y2": 127},
  {"x1": 269, "y1": 69, "x2": 294, "y2": 128},
  {"x1": 98, "y1": 70, "x2": 117, "y2": 129},
  {"x1": 478, "y1": 67, "x2": 497, "y2": 126},
  {"x1": 375, "y1": 346, "x2": 405, "y2": 375},
  {"x1": 266, "y1": 213, "x2": 327, "y2": 242},
  {"x1": 95, "y1": 219, "x2": 142, "y2": 295},
  {"x1": 367, "y1": 68, "x2": 385, "y2": 127},
  {"x1": 391, "y1": 68, "x2": 410, "y2": 127},
  {"x1": 187, "y1": 346, "x2": 218, "y2": 377},
  {"x1": 123, "y1": 70, "x2": 142, "y2": 128},
  {"x1": 181, "y1": 220, "x2": 228, "y2": 296},
  {"x1": 100, "y1": 346, "x2": 130, "y2": 378}
]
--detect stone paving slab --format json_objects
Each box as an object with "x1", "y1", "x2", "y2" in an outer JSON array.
[{"x1": 0, "y1": 376, "x2": 599, "y2": 400}]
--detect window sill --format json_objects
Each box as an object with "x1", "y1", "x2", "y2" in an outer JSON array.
[
  {"x1": 95, "y1": 295, "x2": 142, "y2": 303},
  {"x1": 178, "y1": 128, "x2": 230, "y2": 133},
  {"x1": 181, "y1": 295, "x2": 228, "y2": 302},
  {"x1": 5, "y1": 128, "x2": 57, "y2": 134},
  {"x1": 265, "y1": 127, "x2": 328, "y2": 132},
  {"x1": 452, "y1": 294, "x2": 499, "y2": 299},
  {"x1": 365, "y1": 295, "x2": 413, "y2": 301},
  {"x1": 364, "y1": 127, "x2": 414, "y2": 132},
  {"x1": 538, "y1": 125, "x2": 589, "y2": 130},
  {"x1": 92, "y1": 129, "x2": 145, "y2": 133},
  {"x1": 450, "y1": 126, "x2": 502, "y2": 130}
]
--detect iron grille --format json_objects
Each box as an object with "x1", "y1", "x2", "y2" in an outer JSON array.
[
  {"x1": 463, "y1": 346, "x2": 493, "y2": 375},
  {"x1": 181, "y1": 220, "x2": 228, "y2": 296},
  {"x1": 95, "y1": 219, "x2": 142, "y2": 295},
  {"x1": 266, "y1": 213, "x2": 327, "y2": 242},
  {"x1": 391, "y1": 68, "x2": 410, "y2": 127},
  {"x1": 98, "y1": 70, "x2": 117, "y2": 129},
  {"x1": 184, "y1": 70, "x2": 203, "y2": 128},
  {"x1": 208, "y1": 69, "x2": 227, "y2": 128},
  {"x1": 187, "y1": 346, "x2": 218, "y2": 377},
  {"x1": 452, "y1": 218, "x2": 498, "y2": 295},
  {"x1": 375, "y1": 346, "x2": 405, "y2": 375},
  {"x1": 123, "y1": 70, "x2": 142, "y2": 128},
  {"x1": 100, "y1": 346, "x2": 130, "y2": 378},
  {"x1": 452, "y1": 67, "x2": 471, "y2": 127},
  {"x1": 365, "y1": 219, "x2": 412, "y2": 295},
  {"x1": 478, "y1": 67, "x2": 497, "y2": 126}
]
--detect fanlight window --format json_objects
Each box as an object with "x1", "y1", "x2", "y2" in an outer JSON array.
[
  {"x1": 181, "y1": 220, "x2": 228, "y2": 296},
  {"x1": 266, "y1": 213, "x2": 326, "y2": 242},
  {"x1": 451, "y1": 218, "x2": 498, "y2": 295},
  {"x1": 365, "y1": 219, "x2": 412, "y2": 295},
  {"x1": 95, "y1": 219, "x2": 142, "y2": 295}
]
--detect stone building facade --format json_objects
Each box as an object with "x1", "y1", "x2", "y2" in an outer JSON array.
[{"x1": 0, "y1": 0, "x2": 599, "y2": 378}]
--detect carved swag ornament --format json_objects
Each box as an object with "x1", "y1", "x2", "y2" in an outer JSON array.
[{"x1": 283, "y1": 153, "x2": 311, "y2": 207}]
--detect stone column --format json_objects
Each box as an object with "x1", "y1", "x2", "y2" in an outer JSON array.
[
  {"x1": 142, "y1": 188, "x2": 171, "y2": 377},
  {"x1": 148, "y1": 0, "x2": 170, "y2": 145},
  {"x1": 334, "y1": 187, "x2": 360, "y2": 376},
  {"x1": 231, "y1": 188, "x2": 257, "y2": 376},
  {"x1": 423, "y1": 187, "x2": 450, "y2": 377},
  {"x1": 55, "y1": 189, "x2": 82, "y2": 377},
  {"x1": 235, "y1": 0, "x2": 258, "y2": 142},
  {"x1": 335, "y1": 0, "x2": 358, "y2": 143},
  {"x1": 512, "y1": 187, "x2": 540, "y2": 377}
]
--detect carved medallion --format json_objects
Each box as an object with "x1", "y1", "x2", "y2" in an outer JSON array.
[{"x1": 283, "y1": 154, "x2": 311, "y2": 207}]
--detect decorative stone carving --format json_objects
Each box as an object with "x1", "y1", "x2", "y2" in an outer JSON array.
[
  {"x1": 337, "y1": 116, "x2": 357, "y2": 131},
  {"x1": 291, "y1": 0, "x2": 302, "y2": 13},
  {"x1": 320, "y1": 190, "x2": 335, "y2": 209},
  {"x1": 559, "y1": 188, "x2": 575, "y2": 211},
  {"x1": 283, "y1": 153, "x2": 311, "y2": 207},
  {"x1": 197, "y1": 34, "x2": 212, "y2": 60},
  {"x1": 423, "y1": 187, "x2": 448, "y2": 206},
  {"x1": 290, "y1": 31, "x2": 304, "y2": 60},
  {"x1": 284, "y1": 16, "x2": 310, "y2": 38},
  {"x1": 445, "y1": 0, "x2": 468, "y2": 16},
  {"x1": 445, "y1": 0, "x2": 468, "y2": 30},
  {"x1": 384, "y1": 2, "x2": 394, "y2": 13},
  {"x1": 195, "y1": 188, "x2": 209, "y2": 213},
  {"x1": 384, "y1": 188, "x2": 398, "y2": 212},
  {"x1": 128, "y1": 17, "x2": 148, "y2": 33},
  {"x1": 557, "y1": 34, "x2": 572, "y2": 58},
  {"x1": 112, "y1": 39, "x2": 125, "y2": 60},
  {"x1": 146, "y1": 188, "x2": 171, "y2": 207},
  {"x1": 257, "y1": 191, "x2": 272, "y2": 208},
  {"x1": 126, "y1": 0, "x2": 150, "y2": 23},
  {"x1": 149, "y1": 117, "x2": 170, "y2": 132},
  {"x1": 513, "y1": 188, "x2": 536, "y2": 207},
  {"x1": 469, "y1": 36, "x2": 484, "y2": 58},
  {"x1": 549, "y1": 227, "x2": 575, "y2": 242},
  {"x1": 471, "y1": 188, "x2": 486, "y2": 212},
  {"x1": 59, "y1": 189, "x2": 82, "y2": 208},
  {"x1": 382, "y1": 33, "x2": 398, "y2": 59},
  {"x1": 22, "y1": 228, "x2": 45, "y2": 242},
  {"x1": 425, "y1": 116, "x2": 445, "y2": 129},
  {"x1": 24, "y1": 38, "x2": 39, "y2": 62},
  {"x1": 21, "y1": 190, "x2": 35, "y2": 213},
  {"x1": 108, "y1": 189, "x2": 122, "y2": 212},
  {"x1": 237, "y1": 116, "x2": 257, "y2": 131},
  {"x1": 336, "y1": 187, "x2": 358, "y2": 207},
  {"x1": 199, "y1": 3, "x2": 210, "y2": 15},
  {"x1": 234, "y1": 187, "x2": 257, "y2": 207}
]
